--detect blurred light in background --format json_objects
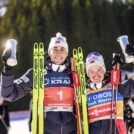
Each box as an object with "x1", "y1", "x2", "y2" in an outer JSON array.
[{"x1": 0, "y1": 0, "x2": 8, "y2": 17}]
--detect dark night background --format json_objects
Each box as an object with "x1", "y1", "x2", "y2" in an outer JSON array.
[{"x1": 0, "y1": 0, "x2": 134, "y2": 112}]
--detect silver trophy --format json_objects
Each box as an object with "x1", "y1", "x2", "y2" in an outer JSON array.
[
  {"x1": 5, "y1": 39, "x2": 18, "y2": 66},
  {"x1": 117, "y1": 35, "x2": 134, "y2": 63}
]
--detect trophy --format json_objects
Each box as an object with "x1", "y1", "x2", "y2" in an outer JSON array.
[
  {"x1": 5, "y1": 39, "x2": 18, "y2": 66},
  {"x1": 117, "y1": 35, "x2": 134, "y2": 63}
]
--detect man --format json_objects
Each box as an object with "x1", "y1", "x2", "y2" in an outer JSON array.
[{"x1": 0, "y1": 32, "x2": 77, "y2": 134}]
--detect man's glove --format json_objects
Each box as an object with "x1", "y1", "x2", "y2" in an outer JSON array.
[
  {"x1": 125, "y1": 44, "x2": 134, "y2": 56},
  {"x1": 1, "y1": 48, "x2": 14, "y2": 75},
  {"x1": 2, "y1": 48, "x2": 12, "y2": 69},
  {"x1": 110, "y1": 53, "x2": 124, "y2": 66}
]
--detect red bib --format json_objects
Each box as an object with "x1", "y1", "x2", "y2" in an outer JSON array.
[{"x1": 44, "y1": 87, "x2": 74, "y2": 112}]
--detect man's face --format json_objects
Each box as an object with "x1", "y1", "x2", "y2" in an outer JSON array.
[
  {"x1": 88, "y1": 65, "x2": 105, "y2": 84},
  {"x1": 49, "y1": 46, "x2": 68, "y2": 65}
]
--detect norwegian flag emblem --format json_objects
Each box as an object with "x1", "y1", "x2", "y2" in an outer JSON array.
[
  {"x1": 90, "y1": 60, "x2": 95, "y2": 64},
  {"x1": 55, "y1": 41, "x2": 60, "y2": 43}
]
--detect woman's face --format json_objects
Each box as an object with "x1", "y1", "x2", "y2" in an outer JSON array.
[
  {"x1": 49, "y1": 46, "x2": 68, "y2": 65},
  {"x1": 88, "y1": 65, "x2": 105, "y2": 84}
]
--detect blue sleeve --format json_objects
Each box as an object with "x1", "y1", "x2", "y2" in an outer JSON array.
[
  {"x1": 118, "y1": 78, "x2": 134, "y2": 98},
  {"x1": 0, "y1": 68, "x2": 33, "y2": 102}
]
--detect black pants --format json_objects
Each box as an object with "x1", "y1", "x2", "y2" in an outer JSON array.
[
  {"x1": 89, "y1": 119, "x2": 118, "y2": 134},
  {"x1": 0, "y1": 120, "x2": 8, "y2": 134},
  {"x1": 45, "y1": 112, "x2": 77, "y2": 134}
]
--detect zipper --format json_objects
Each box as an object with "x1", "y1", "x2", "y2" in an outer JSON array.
[{"x1": 61, "y1": 125, "x2": 63, "y2": 134}]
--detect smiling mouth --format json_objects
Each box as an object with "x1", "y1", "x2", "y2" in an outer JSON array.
[
  {"x1": 55, "y1": 57, "x2": 63, "y2": 60},
  {"x1": 93, "y1": 75, "x2": 101, "y2": 79},
  {"x1": 91, "y1": 75, "x2": 102, "y2": 81},
  {"x1": 55, "y1": 58, "x2": 62, "y2": 61}
]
